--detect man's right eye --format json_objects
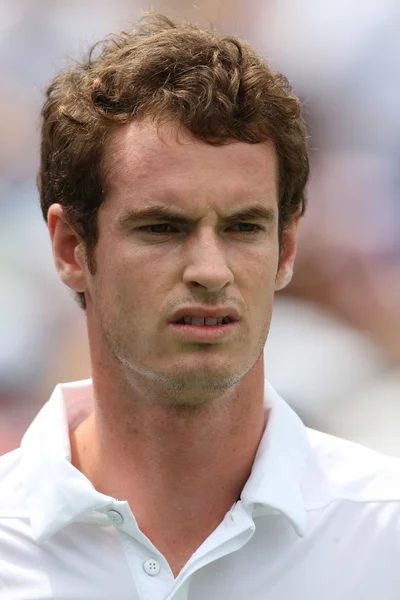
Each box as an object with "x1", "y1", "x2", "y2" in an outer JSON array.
[{"x1": 139, "y1": 224, "x2": 175, "y2": 234}]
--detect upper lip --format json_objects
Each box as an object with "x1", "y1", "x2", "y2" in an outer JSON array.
[{"x1": 170, "y1": 306, "x2": 240, "y2": 323}]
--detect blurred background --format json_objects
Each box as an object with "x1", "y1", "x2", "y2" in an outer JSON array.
[{"x1": 0, "y1": 0, "x2": 399, "y2": 456}]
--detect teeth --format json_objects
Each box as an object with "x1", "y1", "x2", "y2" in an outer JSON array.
[
  {"x1": 192, "y1": 317, "x2": 206, "y2": 326},
  {"x1": 181, "y1": 317, "x2": 227, "y2": 326},
  {"x1": 205, "y1": 318, "x2": 219, "y2": 326}
]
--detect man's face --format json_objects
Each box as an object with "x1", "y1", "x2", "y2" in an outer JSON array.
[{"x1": 81, "y1": 120, "x2": 297, "y2": 395}]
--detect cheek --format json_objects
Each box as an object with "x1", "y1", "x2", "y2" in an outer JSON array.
[
  {"x1": 240, "y1": 259, "x2": 278, "y2": 318},
  {"x1": 245, "y1": 248, "x2": 279, "y2": 288},
  {"x1": 99, "y1": 254, "x2": 170, "y2": 318}
]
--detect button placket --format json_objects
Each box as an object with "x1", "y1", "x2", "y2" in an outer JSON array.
[
  {"x1": 143, "y1": 558, "x2": 161, "y2": 576},
  {"x1": 118, "y1": 531, "x2": 175, "y2": 600}
]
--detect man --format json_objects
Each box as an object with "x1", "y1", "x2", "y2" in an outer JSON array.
[{"x1": 1, "y1": 12, "x2": 400, "y2": 600}]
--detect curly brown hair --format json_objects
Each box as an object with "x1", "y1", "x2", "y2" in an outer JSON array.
[{"x1": 38, "y1": 12, "x2": 309, "y2": 309}]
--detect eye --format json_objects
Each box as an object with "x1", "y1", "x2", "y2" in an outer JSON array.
[
  {"x1": 230, "y1": 223, "x2": 263, "y2": 234},
  {"x1": 139, "y1": 224, "x2": 176, "y2": 235}
]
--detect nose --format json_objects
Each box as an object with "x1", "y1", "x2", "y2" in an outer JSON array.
[{"x1": 182, "y1": 229, "x2": 234, "y2": 292}]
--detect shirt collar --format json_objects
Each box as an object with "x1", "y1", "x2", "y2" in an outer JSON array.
[
  {"x1": 240, "y1": 380, "x2": 310, "y2": 536},
  {"x1": 20, "y1": 378, "x2": 309, "y2": 542},
  {"x1": 20, "y1": 380, "x2": 114, "y2": 542}
]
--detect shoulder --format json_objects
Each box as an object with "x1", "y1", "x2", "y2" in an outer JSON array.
[
  {"x1": 305, "y1": 427, "x2": 400, "y2": 505},
  {"x1": 0, "y1": 448, "x2": 27, "y2": 513}
]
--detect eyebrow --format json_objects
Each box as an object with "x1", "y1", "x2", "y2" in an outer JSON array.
[{"x1": 118, "y1": 203, "x2": 277, "y2": 230}]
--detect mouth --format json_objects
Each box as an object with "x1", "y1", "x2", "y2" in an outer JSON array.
[
  {"x1": 169, "y1": 317, "x2": 238, "y2": 342},
  {"x1": 174, "y1": 316, "x2": 233, "y2": 326}
]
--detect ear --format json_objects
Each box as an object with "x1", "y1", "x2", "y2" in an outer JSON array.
[
  {"x1": 275, "y1": 218, "x2": 299, "y2": 291},
  {"x1": 47, "y1": 204, "x2": 87, "y2": 293}
]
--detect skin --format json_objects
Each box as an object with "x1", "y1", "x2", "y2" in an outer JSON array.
[{"x1": 48, "y1": 119, "x2": 298, "y2": 576}]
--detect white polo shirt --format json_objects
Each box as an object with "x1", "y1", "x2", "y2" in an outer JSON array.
[{"x1": 1, "y1": 379, "x2": 400, "y2": 599}]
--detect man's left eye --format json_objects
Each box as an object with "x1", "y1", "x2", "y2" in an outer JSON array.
[{"x1": 231, "y1": 223, "x2": 262, "y2": 233}]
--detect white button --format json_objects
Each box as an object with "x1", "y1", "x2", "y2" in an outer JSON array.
[
  {"x1": 143, "y1": 558, "x2": 161, "y2": 576},
  {"x1": 107, "y1": 510, "x2": 124, "y2": 525}
]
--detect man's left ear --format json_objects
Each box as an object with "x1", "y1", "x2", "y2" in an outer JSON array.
[{"x1": 275, "y1": 219, "x2": 299, "y2": 291}]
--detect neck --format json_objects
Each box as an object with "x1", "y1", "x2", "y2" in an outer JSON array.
[{"x1": 70, "y1": 355, "x2": 267, "y2": 575}]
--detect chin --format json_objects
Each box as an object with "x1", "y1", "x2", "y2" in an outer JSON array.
[{"x1": 155, "y1": 359, "x2": 254, "y2": 392}]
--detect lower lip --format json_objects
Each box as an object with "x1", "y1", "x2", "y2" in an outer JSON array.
[{"x1": 169, "y1": 321, "x2": 238, "y2": 342}]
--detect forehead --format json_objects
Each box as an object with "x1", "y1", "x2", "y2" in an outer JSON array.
[{"x1": 105, "y1": 119, "x2": 277, "y2": 210}]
